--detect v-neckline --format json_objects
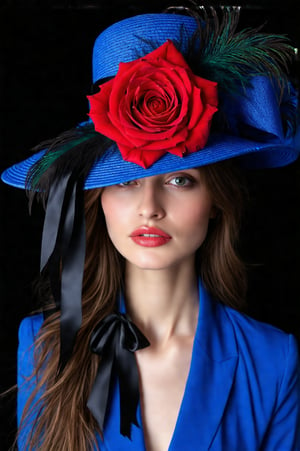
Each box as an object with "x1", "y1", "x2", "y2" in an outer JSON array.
[
  {"x1": 122, "y1": 281, "x2": 202, "y2": 451},
  {"x1": 137, "y1": 311, "x2": 201, "y2": 451}
]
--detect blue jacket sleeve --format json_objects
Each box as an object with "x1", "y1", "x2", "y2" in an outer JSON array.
[
  {"x1": 262, "y1": 334, "x2": 300, "y2": 450},
  {"x1": 17, "y1": 314, "x2": 44, "y2": 447}
]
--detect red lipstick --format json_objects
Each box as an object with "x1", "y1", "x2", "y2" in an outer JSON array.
[{"x1": 130, "y1": 226, "x2": 171, "y2": 247}]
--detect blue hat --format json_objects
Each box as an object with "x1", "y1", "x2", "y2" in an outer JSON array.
[{"x1": 1, "y1": 11, "x2": 299, "y2": 190}]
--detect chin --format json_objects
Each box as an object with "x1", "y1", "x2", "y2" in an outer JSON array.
[
  {"x1": 128, "y1": 259, "x2": 170, "y2": 271},
  {"x1": 126, "y1": 254, "x2": 196, "y2": 273}
]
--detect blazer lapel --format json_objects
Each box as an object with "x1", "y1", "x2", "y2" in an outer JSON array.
[{"x1": 169, "y1": 282, "x2": 238, "y2": 450}]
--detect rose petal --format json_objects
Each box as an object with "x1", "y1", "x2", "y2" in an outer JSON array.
[
  {"x1": 157, "y1": 40, "x2": 191, "y2": 70},
  {"x1": 188, "y1": 85, "x2": 204, "y2": 130},
  {"x1": 118, "y1": 143, "x2": 167, "y2": 168},
  {"x1": 185, "y1": 104, "x2": 219, "y2": 151},
  {"x1": 193, "y1": 75, "x2": 218, "y2": 106}
]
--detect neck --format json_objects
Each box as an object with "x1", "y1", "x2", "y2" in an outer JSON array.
[{"x1": 124, "y1": 263, "x2": 199, "y2": 346}]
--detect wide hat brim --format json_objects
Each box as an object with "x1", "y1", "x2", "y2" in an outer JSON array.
[{"x1": 1, "y1": 131, "x2": 298, "y2": 190}]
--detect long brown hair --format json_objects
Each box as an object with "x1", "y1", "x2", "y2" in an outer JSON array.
[
  {"x1": 18, "y1": 160, "x2": 246, "y2": 450},
  {"x1": 19, "y1": 188, "x2": 122, "y2": 450},
  {"x1": 199, "y1": 159, "x2": 247, "y2": 309}
]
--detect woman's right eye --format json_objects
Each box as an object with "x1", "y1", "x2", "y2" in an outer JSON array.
[{"x1": 119, "y1": 180, "x2": 137, "y2": 187}]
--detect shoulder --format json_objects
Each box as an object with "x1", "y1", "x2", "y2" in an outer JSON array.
[
  {"x1": 17, "y1": 314, "x2": 45, "y2": 428},
  {"x1": 209, "y1": 304, "x2": 300, "y2": 447},
  {"x1": 221, "y1": 304, "x2": 299, "y2": 375},
  {"x1": 224, "y1": 304, "x2": 297, "y2": 347},
  {"x1": 18, "y1": 313, "x2": 44, "y2": 344},
  {"x1": 18, "y1": 313, "x2": 44, "y2": 368}
]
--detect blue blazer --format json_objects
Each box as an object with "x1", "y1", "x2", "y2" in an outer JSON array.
[{"x1": 18, "y1": 282, "x2": 300, "y2": 450}]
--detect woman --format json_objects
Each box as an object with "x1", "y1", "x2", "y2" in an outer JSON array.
[{"x1": 2, "y1": 5, "x2": 300, "y2": 450}]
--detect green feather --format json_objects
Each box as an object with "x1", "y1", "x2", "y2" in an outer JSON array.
[
  {"x1": 27, "y1": 123, "x2": 99, "y2": 190},
  {"x1": 200, "y1": 6, "x2": 294, "y2": 93},
  {"x1": 168, "y1": 4, "x2": 295, "y2": 95}
]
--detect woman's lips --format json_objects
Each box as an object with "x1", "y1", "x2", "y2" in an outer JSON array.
[{"x1": 130, "y1": 227, "x2": 172, "y2": 247}]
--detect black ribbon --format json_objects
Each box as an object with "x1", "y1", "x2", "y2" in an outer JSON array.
[
  {"x1": 41, "y1": 173, "x2": 86, "y2": 370},
  {"x1": 87, "y1": 313, "x2": 150, "y2": 438}
]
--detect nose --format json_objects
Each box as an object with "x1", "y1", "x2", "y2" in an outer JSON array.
[{"x1": 137, "y1": 181, "x2": 165, "y2": 220}]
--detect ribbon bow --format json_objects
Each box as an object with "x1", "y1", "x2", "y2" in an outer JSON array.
[{"x1": 87, "y1": 313, "x2": 150, "y2": 438}]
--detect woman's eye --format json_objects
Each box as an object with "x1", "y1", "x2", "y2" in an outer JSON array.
[
  {"x1": 168, "y1": 176, "x2": 193, "y2": 187},
  {"x1": 119, "y1": 180, "x2": 137, "y2": 187}
]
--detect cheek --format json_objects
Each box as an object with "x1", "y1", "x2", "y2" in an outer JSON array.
[
  {"x1": 101, "y1": 192, "x2": 131, "y2": 247},
  {"x1": 100, "y1": 193, "x2": 119, "y2": 234},
  {"x1": 101, "y1": 190, "x2": 123, "y2": 220},
  {"x1": 180, "y1": 203, "x2": 213, "y2": 246},
  {"x1": 184, "y1": 201, "x2": 213, "y2": 229}
]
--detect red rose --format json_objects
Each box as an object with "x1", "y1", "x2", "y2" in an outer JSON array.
[{"x1": 88, "y1": 40, "x2": 218, "y2": 168}]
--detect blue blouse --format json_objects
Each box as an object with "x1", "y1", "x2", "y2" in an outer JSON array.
[{"x1": 18, "y1": 282, "x2": 300, "y2": 450}]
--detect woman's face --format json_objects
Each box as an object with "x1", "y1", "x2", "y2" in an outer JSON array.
[{"x1": 101, "y1": 169, "x2": 214, "y2": 272}]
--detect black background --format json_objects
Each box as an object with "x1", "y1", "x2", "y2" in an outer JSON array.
[{"x1": 1, "y1": 1, "x2": 300, "y2": 449}]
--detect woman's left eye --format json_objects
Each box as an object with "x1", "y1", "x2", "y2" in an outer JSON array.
[{"x1": 167, "y1": 176, "x2": 193, "y2": 187}]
